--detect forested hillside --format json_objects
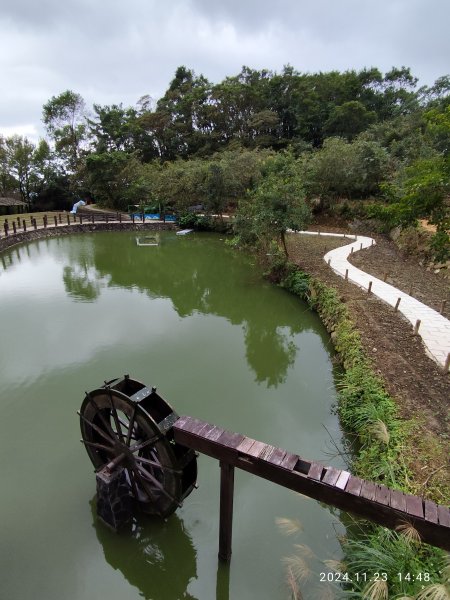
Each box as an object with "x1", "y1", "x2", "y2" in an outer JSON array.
[{"x1": 1, "y1": 65, "x2": 449, "y2": 256}]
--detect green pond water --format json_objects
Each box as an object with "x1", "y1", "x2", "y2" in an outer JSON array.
[{"x1": 0, "y1": 231, "x2": 347, "y2": 600}]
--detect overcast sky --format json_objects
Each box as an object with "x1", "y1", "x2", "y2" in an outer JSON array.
[{"x1": 1, "y1": 0, "x2": 449, "y2": 142}]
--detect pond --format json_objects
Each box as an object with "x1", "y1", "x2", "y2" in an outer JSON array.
[{"x1": 0, "y1": 231, "x2": 347, "y2": 599}]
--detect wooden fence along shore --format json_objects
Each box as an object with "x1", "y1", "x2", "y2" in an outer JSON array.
[
  {"x1": 173, "y1": 416, "x2": 450, "y2": 561},
  {"x1": 0, "y1": 210, "x2": 162, "y2": 237}
]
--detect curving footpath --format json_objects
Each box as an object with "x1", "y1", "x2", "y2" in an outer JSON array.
[{"x1": 297, "y1": 231, "x2": 450, "y2": 370}]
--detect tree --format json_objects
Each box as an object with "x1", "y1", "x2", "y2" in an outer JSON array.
[
  {"x1": 324, "y1": 101, "x2": 377, "y2": 140},
  {"x1": 84, "y1": 151, "x2": 142, "y2": 209},
  {"x1": 42, "y1": 90, "x2": 87, "y2": 173},
  {"x1": 234, "y1": 153, "x2": 310, "y2": 256}
]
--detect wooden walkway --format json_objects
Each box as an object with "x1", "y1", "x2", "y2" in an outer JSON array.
[{"x1": 173, "y1": 416, "x2": 450, "y2": 560}]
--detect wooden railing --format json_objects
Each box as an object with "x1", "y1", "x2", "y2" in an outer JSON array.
[{"x1": 173, "y1": 416, "x2": 450, "y2": 561}]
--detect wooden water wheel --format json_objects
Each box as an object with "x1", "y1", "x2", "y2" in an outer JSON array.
[{"x1": 79, "y1": 375, "x2": 197, "y2": 518}]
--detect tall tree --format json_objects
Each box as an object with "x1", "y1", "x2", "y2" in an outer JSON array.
[
  {"x1": 234, "y1": 152, "x2": 310, "y2": 256},
  {"x1": 42, "y1": 90, "x2": 87, "y2": 173}
]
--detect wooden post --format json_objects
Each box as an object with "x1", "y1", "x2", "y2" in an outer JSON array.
[
  {"x1": 132, "y1": 214, "x2": 135, "y2": 224},
  {"x1": 368, "y1": 281, "x2": 372, "y2": 295},
  {"x1": 80, "y1": 214, "x2": 83, "y2": 224},
  {"x1": 58, "y1": 213, "x2": 62, "y2": 224},
  {"x1": 327, "y1": 258, "x2": 331, "y2": 266},
  {"x1": 119, "y1": 213, "x2": 122, "y2": 223},
  {"x1": 67, "y1": 214, "x2": 70, "y2": 226},
  {"x1": 350, "y1": 246, "x2": 354, "y2": 255},
  {"x1": 12, "y1": 221, "x2": 17, "y2": 234},
  {"x1": 345, "y1": 269, "x2": 349, "y2": 281},
  {"x1": 408, "y1": 284, "x2": 413, "y2": 296},
  {"x1": 54, "y1": 215, "x2": 58, "y2": 227},
  {"x1": 142, "y1": 212, "x2": 145, "y2": 224},
  {"x1": 218, "y1": 462, "x2": 235, "y2": 562},
  {"x1": 394, "y1": 297, "x2": 401, "y2": 312},
  {"x1": 33, "y1": 218, "x2": 37, "y2": 230},
  {"x1": 440, "y1": 300, "x2": 447, "y2": 314},
  {"x1": 43, "y1": 215, "x2": 47, "y2": 228},
  {"x1": 360, "y1": 242, "x2": 363, "y2": 250},
  {"x1": 371, "y1": 239, "x2": 374, "y2": 246},
  {"x1": 383, "y1": 272, "x2": 388, "y2": 282},
  {"x1": 443, "y1": 353, "x2": 450, "y2": 375},
  {"x1": 414, "y1": 320, "x2": 421, "y2": 335},
  {"x1": 22, "y1": 219, "x2": 26, "y2": 232}
]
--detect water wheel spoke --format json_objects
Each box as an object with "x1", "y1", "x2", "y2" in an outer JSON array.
[
  {"x1": 136, "y1": 463, "x2": 180, "y2": 506},
  {"x1": 78, "y1": 411, "x2": 115, "y2": 446},
  {"x1": 87, "y1": 396, "x2": 117, "y2": 439},
  {"x1": 108, "y1": 392, "x2": 125, "y2": 443},
  {"x1": 134, "y1": 455, "x2": 180, "y2": 474},
  {"x1": 80, "y1": 439, "x2": 116, "y2": 454},
  {"x1": 129, "y1": 434, "x2": 160, "y2": 453},
  {"x1": 126, "y1": 467, "x2": 141, "y2": 501},
  {"x1": 131, "y1": 465, "x2": 159, "y2": 503},
  {"x1": 125, "y1": 406, "x2": 137, "y2": 447}
]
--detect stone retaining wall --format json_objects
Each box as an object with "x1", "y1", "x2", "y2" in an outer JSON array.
[{"x1": 0, "y1": 222, "x2": 177, "y2": 253}]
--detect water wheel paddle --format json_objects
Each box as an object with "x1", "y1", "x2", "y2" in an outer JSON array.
[{"x1": 79, "y1": 375, "x2": 197, "y2": 518}]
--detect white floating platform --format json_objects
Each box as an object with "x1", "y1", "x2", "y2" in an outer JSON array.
[{"x1": 176, "y1": 229, "x2": 194, "y2": 236}]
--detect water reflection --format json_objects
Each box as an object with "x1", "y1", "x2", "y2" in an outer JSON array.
[
  {"x1": 91, "y1": 499, "x2": 199, "y2": 599},
  {"x1": 60, "y1": 233, "x2": 308, "y2": 387},
  {"x1": 63, "y1": 265, "x2": 101, "y2": 301}
]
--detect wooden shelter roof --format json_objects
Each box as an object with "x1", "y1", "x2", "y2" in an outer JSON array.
[{"x1": 0, "y1": 197, "x2": 26, "y2": 207}]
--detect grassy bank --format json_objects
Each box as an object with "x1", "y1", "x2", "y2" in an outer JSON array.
[{"x1": 274, "y1": 263, "x2": 448, "y2": 598}]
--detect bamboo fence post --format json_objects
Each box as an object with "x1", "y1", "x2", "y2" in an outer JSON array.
[
  {"x1": 368, "y1": 281, "x2": 372, "y2": 295},
  {"x1": 443, "y1": 354, "x2": 450, "y2": 375},
  {"x1": 345, "y1": 269, "x2": 349, "y2": 281},
  {"x1": 394, "y1": 297, "x2": 401, "y2": 312}
]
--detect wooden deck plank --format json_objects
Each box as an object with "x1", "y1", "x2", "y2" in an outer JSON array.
[
  {"x1": 246, "y1": 440, "x2": 268, "y2": 458},
  {"x1": 346, "y1": 476, "x2": 363, "y2": 496},
  {"x1": 361, "y1": 481, "x2": 377, "y2": 502},
  {"x1": 175, "y1": 416, "x2": 202, "y2": 433},
  {"x1": 280, "y1": 453, "x2": 298, "y2": 470},
  {"x1": 204, "y1": 425, "x2": 225, "y2": 442},
  {"x1": 308, "y1": 462, "x2": 324, "y2": 481},
  {"x1": 173, "y1": 415, "x2": 190, "y2": 429},
  {"x1": 216, "y1": 430, "x2": 245, "y2": 449},
  {"x1": 257, "y1": 444, "x2": 277, "y2": 461},
  {"x1": 375, "y1": 485, "x2": 390, "y2": 506},
  {"x1": 424, "y1": 500, "x2": 438, "y2": 524},
  {"x1": 389, "y1": 489, "x2": 407, "y2": 512},
  {"x1": 266, "y1": 447, "x2": 287, "y2": 466},
  {"x1": 437, "y1": 505, "x2": 450, "y2": 528},
  {"x1": 236, "y1": 437, "x2": 257, "y2": 454},
  {"x1": 322, "y1": 467, "x2": 341, "y2": 486},
  {"x1": 406, "y1": 495, "x2": 424, "y2": 519},
  {"x1": 335, "y1": 470, "x2": 351, "y2": 490}
]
